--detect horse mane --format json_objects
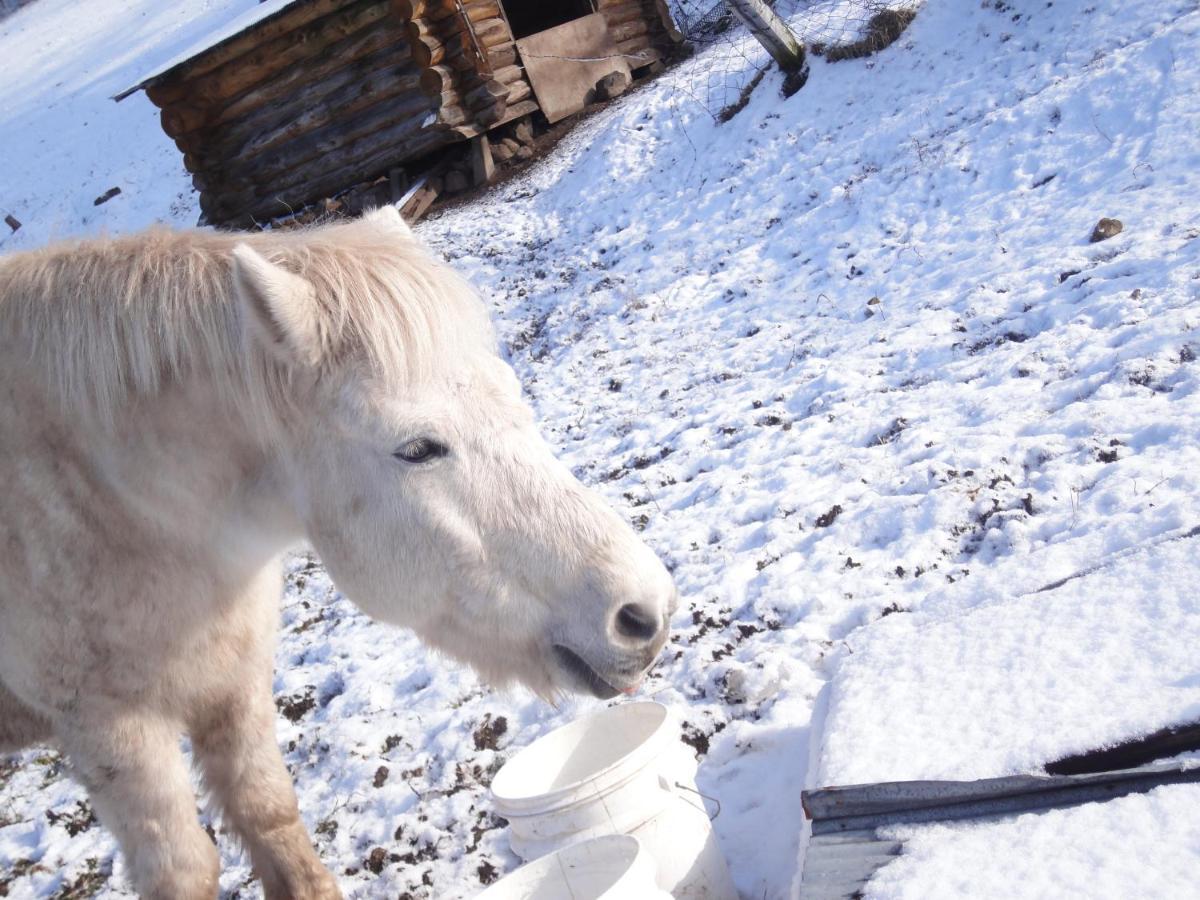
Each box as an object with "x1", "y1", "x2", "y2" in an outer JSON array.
[{"x1": 0, "y1": 217, "x2": 495, "y2": 427}]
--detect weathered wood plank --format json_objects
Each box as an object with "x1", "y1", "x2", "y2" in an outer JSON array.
[
  {"x1": 517, "y1": 14, "x2": 629, "y2": 124},
  {"x1": 469, "y1": 134, "x2": 494, "y2": 185},
  {"x1": 727, "y1": 0, "x2": 806, "y2": 72}
]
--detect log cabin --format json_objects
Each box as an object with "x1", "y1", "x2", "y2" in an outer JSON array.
[{"x1": 116, "y1": 0, "x2": 683, "y2": 227}]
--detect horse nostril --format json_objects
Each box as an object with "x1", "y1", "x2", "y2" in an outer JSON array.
[{"x1": 615, "y1": 603, "x2": 661, "y2": 642}]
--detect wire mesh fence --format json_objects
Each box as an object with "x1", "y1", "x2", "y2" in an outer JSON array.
[{"x1": 664, "y1": 0, "x2": 925, "y2": 119}]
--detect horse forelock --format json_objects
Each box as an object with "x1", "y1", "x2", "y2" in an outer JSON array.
[{"x1": 0, "y1": 219, "x2": 496, "y2": 429}]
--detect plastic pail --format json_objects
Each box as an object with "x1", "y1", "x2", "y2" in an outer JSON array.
[
  {"x1": 490, "y1": 702, "x2": 736, "y2": 899},
  {"x1": 475, "y1": 834, "x2": 671, "y2": 899}
]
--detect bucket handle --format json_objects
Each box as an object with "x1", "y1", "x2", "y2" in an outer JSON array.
[{"x1": 669, "y1": 781, "x2": 722, "y2": 821}]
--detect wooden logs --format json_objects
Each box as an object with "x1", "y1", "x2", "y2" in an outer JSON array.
[
  {"x1": 207, "y1": 92, "x2": 437, "y2": 195},
  {"x1": 598, "y1": 0, "x2": 686, "y2": 49},
  {"x1": 137, "y1": 0, "x2": 355, "y2": 95},
  {"x1": 504, "y1": 78, "x2": 532, "y2": 105},
  {"x1": 469, "y1": 17, "x2": 509, "y2": 47},
  {"x1": 436, "y1": 103, "x2": 470, "y2": 128},
  {"x1": 406, "y1": 9, "x2": 511, "y2": 68},
  {"x1": 160, "y1": 104, "x2": 209, "y2": 137},
  {"x1": 398, "y1": 0, "x2": 502, "y2": 22},
  {"x1": 214, "y1": 66, "x2": 424, "y2": 167},
  {"x1": 160, "y1": 32, "x2": 411, "y2": 143},
  {"x1": 617, "y1": 33, "x2": 656, "y2": 57},
  {"x1": 208, "y1": 24, "x2": 405, "y2": 134},
  {"x1": 602, "y1": 2, "x2": 651, "y2": 29},
  {"x1": 609, "y1": 18, "x2": 651, "y2": 44},
  {"x1": 419, "y1": 64, "x2": 457, "y2": 96},
  {"x1": 211, "y1": 120, "x2": 450, "y2": 224},
  {"x1": 480, "y1": 63, "x2": 529, "y2": 106},
  {"x1": 490, "y1": 63, "x2": 524, "y2": 86},
  {"x1": 450, "y1": 96, "x2": 539, "y2": 138},
  {"x1": 463, "y1": 77, "x2": 511, "y2": 111},
  {"x1": 487, "y1": 42, "x2": 518, "y2": 70},
  {"x1": 393, "y1": 0, "x2": 454, "y2": 20},
  {"x1": 154, "y1": 0, "x2": 685, "y2": 226},
  {"x1": 407, "y1": 24, "x2": 464, "y2": 68},
  {"x1": 176, "y1": 0, "x2": 393, "y2": 108}
]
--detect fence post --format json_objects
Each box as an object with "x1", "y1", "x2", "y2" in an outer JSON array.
[{"x1": 726, "y1": 0, "x2": 807, "y2": 77}]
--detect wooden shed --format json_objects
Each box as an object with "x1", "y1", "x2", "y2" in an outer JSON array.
[{"x1": 116, "y1": 0, "x2": 683, "y2": 227}]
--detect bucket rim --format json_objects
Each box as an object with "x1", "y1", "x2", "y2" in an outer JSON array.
[
  {"x1": 476, "y1": 833, "x2": 649, "y2": 898},
  {"x1": 491, "y1": 701, "x2": 675, "y2": 810}
]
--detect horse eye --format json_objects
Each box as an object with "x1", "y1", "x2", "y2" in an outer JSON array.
[{"x1": 393, "y1": 438, "x2": 447, "y2": 464}]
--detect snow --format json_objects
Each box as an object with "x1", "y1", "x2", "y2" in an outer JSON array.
[
  {"x1": 866, "y1": 784, "x2": 1200, "y2": 900},
  {"x1": 3, "y1": 0, "x2": 1200, "y2": 898},
  {"x1": 817, "y1": 533, "x2": 1200, "y2": 785},
  {"x1": 0, "y1": 0, "x2": 260, "y2": 250},
  {"x1": 115, "y1": 0, "x2": 302, "y2": 100}
]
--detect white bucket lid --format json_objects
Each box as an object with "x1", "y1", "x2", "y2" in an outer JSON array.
[
  {"x1": 475, "y1": 834, "x2": 666, "y2": 900},
  {"x1": 491, "y1": 702, "x2": 674, "y2": 816}
]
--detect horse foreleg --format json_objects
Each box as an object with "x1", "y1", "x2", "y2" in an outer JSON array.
[
  {"x1": 191, "y1": 683, "x2": 341, "y2": 900},
  {"x1": 60, "y1": 710, "x2": 218, "y2": 899},
  {"x1": 0, "y1": 681, "x2": 53, "y2": 751}
]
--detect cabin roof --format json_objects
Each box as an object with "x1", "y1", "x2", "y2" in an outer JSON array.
[{"x1": 114, "y1": 0, "x2": 303, "y2": 100}]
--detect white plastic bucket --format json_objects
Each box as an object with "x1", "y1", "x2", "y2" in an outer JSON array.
[
  {"x1": 475, "y1": 834, "x2": 671, "y2": 900},
  {"x1": 490, "y1": 702, "x2": 737, "y2": 899}
]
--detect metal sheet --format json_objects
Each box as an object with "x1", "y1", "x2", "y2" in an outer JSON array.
[
  {"x1": 515, "y1": 13, "x2": 631, "y2": 124},
  {"x1": 804, "y1": 760, "x2": 1200, "y2": 833}
]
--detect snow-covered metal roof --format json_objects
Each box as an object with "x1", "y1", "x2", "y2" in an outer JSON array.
[
  {"x1": 800, "y1": 760, "x2": 1200, "y2": 899},
  {"x1": 113, "y1": 0, "x2": 303, "y2": 100}
]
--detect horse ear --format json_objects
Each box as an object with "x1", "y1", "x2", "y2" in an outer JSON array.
[
  {"x1": 364, "y1": 204, "x2": 413, "y2": 236},
  {"x1": 231, "y1": 244, "x2": 323, "y2": 368}
]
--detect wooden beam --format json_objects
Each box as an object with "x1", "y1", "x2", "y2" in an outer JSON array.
[
  {"x1": 469, "y1": 134, "x2": 494, "y2": 185},
  {"x1": 726, "y1": 0, "x2": 806, "y2": 72}
]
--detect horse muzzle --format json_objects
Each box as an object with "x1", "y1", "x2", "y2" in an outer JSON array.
[{"x1": 552, "y1": 641, "x2": 663, "y2": 699}]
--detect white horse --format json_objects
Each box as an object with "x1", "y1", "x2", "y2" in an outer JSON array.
[{"x1": 0, "y1": 207, "x2": 676, "y2": 899}]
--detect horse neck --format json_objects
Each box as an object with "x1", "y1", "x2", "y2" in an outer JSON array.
[{"x1": 88, "y1": 374, "x2": 304, "y2": 572}]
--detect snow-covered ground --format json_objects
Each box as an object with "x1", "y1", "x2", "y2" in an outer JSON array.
[{"x1": 3, "y1": 0, "x2": 1200, "y2": 897}]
